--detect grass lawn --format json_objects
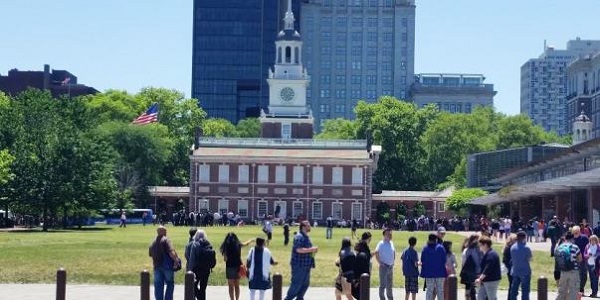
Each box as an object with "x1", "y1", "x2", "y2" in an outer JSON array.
[{"x1": 0, "y1": 225, "x2": 557, "y2": 290}]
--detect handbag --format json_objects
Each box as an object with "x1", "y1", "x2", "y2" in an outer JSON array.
[
  {"x1": 239, "y1": 264, "x2": 248, "y2": 278},
  {"x1": 163, "y1": 252, "x2": 182, "y2": 272},
  {"x1": 335, "y1": 274, "x2": 343, "y2": 291}
]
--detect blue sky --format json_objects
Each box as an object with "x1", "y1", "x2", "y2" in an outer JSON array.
[{"x1": 0, "y1": 0, "x2": 598, "y2": 115}]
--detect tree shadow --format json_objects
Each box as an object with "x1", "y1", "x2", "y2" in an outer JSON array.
[{"x1": 2, "y1": 227, "x2": 113, "y2": 233}]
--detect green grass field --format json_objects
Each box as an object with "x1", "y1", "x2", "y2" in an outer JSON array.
[{"x1": 0, "y1": 225, "x2": 557, "y2": 290}]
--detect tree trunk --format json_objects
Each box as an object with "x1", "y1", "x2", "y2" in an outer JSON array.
[{"x1": 42, "y1": 203, "x2": 48, "y2": 232}]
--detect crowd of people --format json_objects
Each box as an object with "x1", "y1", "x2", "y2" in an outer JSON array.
[{"x1": 146, "y1": 212, "x2": 600, "y2": 300}]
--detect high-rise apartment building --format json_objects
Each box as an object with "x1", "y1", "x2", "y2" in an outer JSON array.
[
  {"x1": 410, "y1": 73, "x2": 495, "y2": 113},
  {"x1": 191, "y1": 0, "x2": 300, "y2": 124},
  {"x1": 520, "y1": 38, "x2": 600, "y2": 135},
  {"x1": 300, "y1": 0, "x2": 415, "y2": 128}
]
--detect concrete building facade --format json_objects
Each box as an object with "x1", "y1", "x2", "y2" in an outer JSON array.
[
  {"x1": 300, "y1": 0, "x2": 415, "y2": 129},
  {"x1": 520, "y1": 38, "x2": 600, "y2": 135},
  {"x1": 410, "y1": 73, "x2": 496, "y2": 113},
  {"x1": 567, "y1": 52, "x2": 600, "y2": 138}
]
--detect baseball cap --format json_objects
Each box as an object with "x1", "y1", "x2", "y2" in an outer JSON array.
[{"x1": 437, "y1": 226, "x2": 446, "y2": 234}]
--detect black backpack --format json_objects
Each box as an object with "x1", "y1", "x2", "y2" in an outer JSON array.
[{"x1": 194, "y1": 242, "x2": 217, "y2": 272}]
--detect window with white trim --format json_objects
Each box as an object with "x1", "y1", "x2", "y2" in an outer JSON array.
[
  {"x1": 332, "y1": 167, "x2": 343, "y2": 185},
  {"x1": 258, "y1": 165, "x2": 268, "y2": 183},
  {"x1": 351, "y1": 202, "x2": 363, "y2": 221},
  {"x1": 293, "y1": 166, "x2": 304, "y2": 184},
  {"x1": 238, "y1": 200, "x2": 248, "y2": 217},
  {"x1": 282, "y1": 124, "x2": 291, "y2": 140},
  {"x1": 352, "y1": 167, "x2": 363, "y2": 186},
  {"x1": 312, "y1": 166, "x2": 323, "y2": 184},
  {"x1": 438, "y1": 202, "x2": 445, "y2": 212},
  {"x1": 197, "y1": 198, "x2": 209, "y2": 212},
  {"x1": 218, "y1": 199, "x2": 229, "y2": 216},
  {"x1": 276, "y1": 166, "x2": 287, "y2": 184},
  {"x1": 199, "y1": 165, "x2": 210, "y2": 182},
  {"x1": 312, "y1": 202, "x2": 323, "y2": 220},
  {"x1": 332, "y1": 202, "x2": 343, "y2": 220},
  {"x1": 238, "y1": 165, "x2": 249, "y2": 183},
  {"x1": 218, "y1": 165, "x2": 229, "y2": 183},
  {"x1": 257, "y1": 200, "x2": 268, "y2": 218},
  {"x1": 292, "y1": 201, "x2": 303, "y2": 218}
]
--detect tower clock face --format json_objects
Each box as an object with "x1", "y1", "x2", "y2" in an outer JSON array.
[{"x1": 280, "y1": 87, "x2": 295, "y2": 102}]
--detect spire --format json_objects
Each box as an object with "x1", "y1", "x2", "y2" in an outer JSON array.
[{"x1": 284, "y1": 0, "x2": 295, "y2": 30}]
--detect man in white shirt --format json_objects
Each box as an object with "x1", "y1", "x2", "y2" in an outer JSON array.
[{"x1": 375, "y1": 228, "x2": 396, "y2": 300}]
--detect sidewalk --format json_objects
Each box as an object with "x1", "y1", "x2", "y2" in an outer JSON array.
[{"x1": 0, "y1": 283, "x2": 558, "y2": 300}]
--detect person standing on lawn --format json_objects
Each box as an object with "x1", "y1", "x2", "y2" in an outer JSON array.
[
  {"x1": 555, "y1": 231, "x2": 582, "y2": 300},
  {"x1": 374, "y1": 227, "x2": 396, "y2": 300},
  {"x1": 572, "y1": 225, "x2": 590, "y2": 295},
  {"x1": 509, "y1": 231, "x2": 532, "y2": 300},
  {"x1": 326, "y1": 215, "x2": 334, "y2": 240},
  {"x1": 420, "y1": 233, "x2": 446, "y2": 300},
  {"x1": 149, "y1": 226, "x2": 180, "y2": 300},
  {"x1": 476, "y1": 236, "x2": 502, "y2": 300},
  {"x1": 189, "y1": 230, "x2": 217, "y2": 300},
  {"x1": 285, "y1": 220, "x2": 318, "y2": 300},
  {"x1": 401, "y1": 236, "x2": 419, "y2": 300}
]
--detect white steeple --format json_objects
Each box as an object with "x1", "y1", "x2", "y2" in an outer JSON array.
[
  {"x1": 573, "y1": 103, "x2": 593, "y2": 145},
  {"x1": 284, "y1": 0, "x2": 295, "y2": 30},
  {"x1": 265, "y1": 0, "x2": 310, "y2": 116}
]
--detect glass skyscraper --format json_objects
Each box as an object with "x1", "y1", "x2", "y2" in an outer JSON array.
[
  {"x1": 191, "y1": 0, "x2": 300, "y2": 123},
  {"x1": 300, "y1": 0, "x2": 415, "y2": 128}
]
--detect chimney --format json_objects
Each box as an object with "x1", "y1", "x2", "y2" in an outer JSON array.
[{"x1": 43, "y1": 64, "x2": 50, "y2": 90}]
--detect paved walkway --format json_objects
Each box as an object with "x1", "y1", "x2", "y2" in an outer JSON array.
[{"x1": 1, "y1": 283, "x2": 558, "y2": 300}]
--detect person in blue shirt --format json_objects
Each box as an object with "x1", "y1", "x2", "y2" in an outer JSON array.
[
  {"x1": 476, "y1": 236, "x2": 501, "y2": 300},
  {"x1": 401, "y1": 236, "x2": 419, "y2": 300},
  {"x1": 420, "y1": 234, "x2": 446, "y2": 300},
  {"x1": 509, "y1": 231, "x2": 532, "y2": 300},
  {"x1": 284, "y1": 220, "x2": 318, "y2": 300}
]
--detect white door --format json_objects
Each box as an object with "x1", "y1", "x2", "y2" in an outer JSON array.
[{"x1": 274, "y1": 201, "x2": 287, "y2": 220}]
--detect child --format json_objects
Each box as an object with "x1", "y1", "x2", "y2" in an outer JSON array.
[
  {"x1": 443, "y1": 241, "x2": 457, "y2": 300},
  {"x1": 401, "y1": 236, "x2": 419, "y2": 300}
]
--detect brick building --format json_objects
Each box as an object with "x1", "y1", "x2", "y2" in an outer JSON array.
[{"x1": 189, "y1": 139, "x2": 380, "y2": 223}]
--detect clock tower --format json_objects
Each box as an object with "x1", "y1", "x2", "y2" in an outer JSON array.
[{"x1": 260, "y1": 0, "x2": 313, "y2": 139}]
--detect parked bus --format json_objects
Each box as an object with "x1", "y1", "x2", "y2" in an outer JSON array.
[{"x1": 97, "y1": 209, "x2": 153, "y2": 225}]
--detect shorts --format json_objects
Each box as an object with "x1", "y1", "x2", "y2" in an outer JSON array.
[
  {"x1": 405, "y1": 276, "x2": 419, "y2": 293},
  {"x1": 266, "y1": 232, "x2": 272, "y2": 240},
  {"x1": 334, "y1": 276, "x2": 353, "y2": 296},
  {"x1": 226, "y1": 266, "x2": 240, "y2": 279}
]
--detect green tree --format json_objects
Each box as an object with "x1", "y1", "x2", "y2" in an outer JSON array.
[
  {"x1": 376, "y1": 201, "x2": 390, "y2": 224},
  {"x1": 395, "y1": 202, "x2": 407, "y2": 220},
  {"x1": 202, "y1": 118, "x2": 238, "y2": 137},
  {"x1": 236, "y1": 118, "x2": 261, "y2": 138},
  {"x1": 316, "y1": 118, "x2": 358, "y2": 140},
  {"x1": 355, "y1": 97, "x2": 439, "y2": 191},
  {"x1": 414, "y1": 201, "x2": 426, "y2": 217},
  {"x1": 446, "y1": 188, "x2": 488, "y2": 212},
  {"x1": 0, "y1": 150, "x2": 13, "y2": 185}
]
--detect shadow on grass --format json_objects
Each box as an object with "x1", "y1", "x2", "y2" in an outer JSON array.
[{"x1": 2, "y1": 227, "x2": 113, "y2": 233}]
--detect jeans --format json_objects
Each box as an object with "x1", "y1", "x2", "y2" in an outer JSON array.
[
  {"x1": 588, "y1": 264, "x2": 599, "y2": 296},
  {"x1": 285, "y1": 266, "x2": 311, "y2": 300},
  {"x1": 425, "y1": 277, "x2": 444, "y2": 300},
  {"x1": 551, "y1": 237, "x2": 558, "y2": 256},
  {"x1": 509, "y1": 274, "x2": 530, "y2": 300},
  {"x1": 557, "y1": 270, "x2": 580, "y2": 300},
  {"x1": 326, "y1": 227, "x2": 333, "y2": 239},
  {"x1": 478, "y1": 280, "x2": 500, "y2": 300},
  {"x1": 580, "y1": 263, "x2": 588, "y2": 293},
  {"x1": 153, "y1": 268, "x2": 175, "y2": 300},
  {"x1": 378, "y1": 264, "x2": 394, "y2": 300}
]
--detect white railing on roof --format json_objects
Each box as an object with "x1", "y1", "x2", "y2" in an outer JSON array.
[{"x1": 198, "y1": 137, "x2": 367, "y2": 148}]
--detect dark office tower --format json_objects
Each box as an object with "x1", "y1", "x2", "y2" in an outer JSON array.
[{"x1": 192, "y1": 0, "x2": 301, "y2": 124}]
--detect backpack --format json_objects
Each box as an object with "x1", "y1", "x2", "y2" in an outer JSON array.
[
  {"x1": 555, "y1": 243, "x2": 575, "y2": 271},
  {"x1": 194, "y1": 242, "x2": 217, "y2": 272}
]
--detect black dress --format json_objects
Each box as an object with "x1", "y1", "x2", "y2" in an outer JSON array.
[{"x1": 248, "y1": 248, "x2": 273, "y2": 290}]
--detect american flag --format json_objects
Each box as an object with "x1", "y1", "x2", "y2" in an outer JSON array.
[
  {"x1": 132, "y1": 103, "x2": 159, "y2": 125},
  {"x1": 61, "y1": 77, "x2": 71, "y2": 85}
]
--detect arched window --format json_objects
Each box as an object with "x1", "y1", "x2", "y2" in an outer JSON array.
[
  {"x1": 294, "y1": 47, "x2": 300, "y2": 64},
  {"x1": 277, "y1": 47, "x2": 282, "y2": 64},
  {"x1": 285, "y1": 47, "x2": 292, "y2": 63},
  {"x1": 583, "y1": 129, "x2": 588, "y2": 140},
  {"x1": 577, "y1": 129, "x2": 581, "y2": 141}
]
